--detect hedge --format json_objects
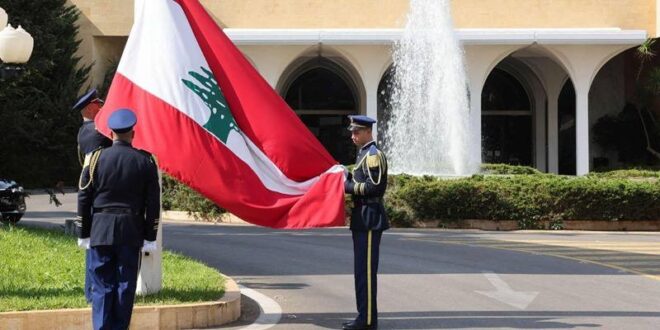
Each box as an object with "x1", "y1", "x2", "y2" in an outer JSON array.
[
  {"x1": 386, "y1": 173, "x2": 660, "y2": 228},
  {"x1": 588, "y1": 169, "x2": 660, "y2": 179},
  {"x1": 162, "y1": 175, "x2": 224, "y2": 221},
  {"x1": 480, "y1": 163, "x2": 542, "y2": 175},
  {"x1": 162, "y1": 166, "x2": 660, "y2": 228}
]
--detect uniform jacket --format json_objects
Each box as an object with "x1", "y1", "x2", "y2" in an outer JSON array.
[
  {"x1": 344, "y1": 141, "x2": 390, "y2": 231},
  {"x1": 78, "y1": 140, "x2": 160, "y2": 247},
  {"x1": 77, "y1": 120, "x2": 112, "y2": 162}
]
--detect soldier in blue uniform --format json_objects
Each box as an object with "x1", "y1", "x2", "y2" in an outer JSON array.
[
  {"x1": 75, "y1": 88, "x2": 112, "y2": 165},
  {"x1": 77, "y1": 108, "x2": 160, "y2": 330},
  {"x1": 342, "y1": 115, "x2": 389, "y2": 330},
  {"x1": 74, "y1": 88, "x2": 112, "y2": 303}
]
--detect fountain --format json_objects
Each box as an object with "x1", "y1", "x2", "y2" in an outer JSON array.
[{"x1": 382, "y1": 0, "x2": 480, "y2": 176}]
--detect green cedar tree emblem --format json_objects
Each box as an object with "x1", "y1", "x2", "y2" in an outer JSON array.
[{"x1": 182, "y1": 67, "x2": 239, "y2": 143}]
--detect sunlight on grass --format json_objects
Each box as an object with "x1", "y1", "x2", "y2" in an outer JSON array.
[{"x1": 0, "y1": 224, "x2": 224, "y2": 312}]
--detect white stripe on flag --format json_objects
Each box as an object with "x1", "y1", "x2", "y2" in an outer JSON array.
[{"x1": 118, "y1": 0, "x2": 340, "y2": 195}]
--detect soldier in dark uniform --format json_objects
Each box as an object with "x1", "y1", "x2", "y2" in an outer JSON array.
[
  {"x1": 342, "y1": 115, "x2": 389, "y2": 330},
  {"x1": 74, "y1": 88, "x2": 112, "y2": 303},
  {"x1": 75, "y1": 88, "x2": 112, "y2": 165},
  {"x1": 77, "y1": 108, "x2": 160, "y2": 330}
]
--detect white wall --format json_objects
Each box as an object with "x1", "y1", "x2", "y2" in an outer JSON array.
[{"x1": 237, "y1": 42, "x2": 629, "y2": 174}]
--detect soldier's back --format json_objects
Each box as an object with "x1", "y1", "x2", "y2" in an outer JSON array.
[
  {"x1": 92, "y1": 141, "x2": 155, "y2": 211},
  {"x1": 86, "y1": 140, "x2": 157, "y2": 247}
]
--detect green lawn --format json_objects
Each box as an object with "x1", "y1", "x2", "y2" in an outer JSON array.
[{"x1": 0, "y1": 224, "x2": 225, "y2": 312}]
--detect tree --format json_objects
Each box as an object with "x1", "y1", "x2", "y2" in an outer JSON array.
[
  {"x1": 0, "y1": 0, "x2": 90, "y2": 187},
  {"x1": 634, "y1": 39, "x2": 660, "y2": 162}
]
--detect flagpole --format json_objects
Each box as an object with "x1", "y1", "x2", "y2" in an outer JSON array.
[{"x1": 136, "y1": 170, "x2": 164, "y2": 295}]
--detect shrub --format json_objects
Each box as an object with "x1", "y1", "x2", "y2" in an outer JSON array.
[
  {"x1": 588, "y1": 169, "x2": 660, "y2": 179},
  {"x1": 161, "y1": 167, "x2": 660, "y2": 227},
  {"x1": 162, "y1": 174, "x2": 225, "y2": 221},
  {"x1": 383, "y1": 175, "x2": 415, "y2": 227},
  {"x1": 382, "y1": 171, "x2": 660, "y2": 228},
  {"x1": 480, "y1": 163, "x2": 542, "y2": 175}
]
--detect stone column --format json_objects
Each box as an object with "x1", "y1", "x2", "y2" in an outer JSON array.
[
  {"x1": 575, "y1": 82, "x2": 591, "y2": 176},
  {"x1": 524, "y1": 58, "x2": 569, "y2": 174}
]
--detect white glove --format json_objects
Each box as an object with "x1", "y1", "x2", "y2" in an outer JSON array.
[
  {"x1": 77, "y1": 238, "x2": 90, "y2": 250},
  {"x1": 142, "y1": 240, "x2": 158, "y2": 253}
]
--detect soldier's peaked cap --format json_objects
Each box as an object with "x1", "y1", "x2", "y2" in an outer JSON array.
[
  {"x1": 347, "y1": 115, "x2": 376, "y2": 131},
  {"x1": 73, "y1": 88, "x2": 103, "y2": 111},
  {"x1": 108, "y1": 108, "x2": 137, "y2": 134}
]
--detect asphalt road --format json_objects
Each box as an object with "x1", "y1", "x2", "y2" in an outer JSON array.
[{"x1": 18, "y1": 192, "x2": 660, "y2": 329}]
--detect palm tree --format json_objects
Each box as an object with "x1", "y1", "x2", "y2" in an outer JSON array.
[{"x1": 635, "y1": 38, "x2": 660, "y2": 160}]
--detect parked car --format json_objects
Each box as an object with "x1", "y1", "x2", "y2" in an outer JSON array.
[{"x1": 0, "y1": 178, "x2": 27, "y2": 223}]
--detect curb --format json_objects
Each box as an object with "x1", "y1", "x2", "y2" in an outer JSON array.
[
  {"x1": 162, "y1": 210, "x2": 248, "y2": 224},
  {"x1": 162, "y1": 212, "x2": 660, "y2": 231},
  {"x1": 416, "y1": 219, "x2": 660, "y2": 231},
  {"x1": 0, "y1": 275, "x2": 241, "y2": 330}
]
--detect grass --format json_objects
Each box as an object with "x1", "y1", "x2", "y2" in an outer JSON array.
[{"x1": 0, "y1": 224, "x2": 225, "y2": 312}]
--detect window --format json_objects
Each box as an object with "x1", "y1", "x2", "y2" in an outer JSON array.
[{"x1": 481, "y1": 68, "x2": 533, "y2": 166}]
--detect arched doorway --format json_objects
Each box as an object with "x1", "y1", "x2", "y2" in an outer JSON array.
[
  {"x1": 589, "y1": 45, "x2": 660, "y2": 170},
  {"x1": 280, "y1": 58, "x2": 360, "y2": 164},
  {"x1": 481, "y1": 68, "x2": 534, "y2": 166}
]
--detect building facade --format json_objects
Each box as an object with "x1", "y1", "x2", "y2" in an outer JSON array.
[{"x1": 69, "y1": 0, "x2": 660, "y2": 174}]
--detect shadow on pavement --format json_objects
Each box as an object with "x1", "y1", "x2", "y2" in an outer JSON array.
[
  {"x1": 213, "y1": 294, "x2": 261, "y2": 329},
  {"x1": 239, "y1": 310, "x2": 659, "y2": 329}
]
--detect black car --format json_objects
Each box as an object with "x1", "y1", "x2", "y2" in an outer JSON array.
[{"x1": 0, "y1": 179, "x2": 27, "y2": 223}]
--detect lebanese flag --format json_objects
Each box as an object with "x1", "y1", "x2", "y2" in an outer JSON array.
[{"x1": 96, "y1": 0, "x2": 346, "y2": 229}]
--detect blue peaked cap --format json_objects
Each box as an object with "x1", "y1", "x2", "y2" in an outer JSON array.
[
  {"x1": 108, "y1": 108, "x2": 137, "y2": 133},
  {"x1": 73, "y1": 88, "x2": 103, "y2": 111},
  {"x1": 347, "y1": 115, "x2": 376, "y2": 131}
]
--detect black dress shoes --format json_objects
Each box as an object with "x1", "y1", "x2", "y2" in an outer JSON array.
[{"x1": 342, "y1": 320, "x2": 377, "y2": 329}]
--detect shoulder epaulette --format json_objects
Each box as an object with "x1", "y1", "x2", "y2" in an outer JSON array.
[
  {"x1": 366, "y1": 145, "x2": 381, "y2": 169},
  {"x1": 138, "y1": 149, "x2": 157, "y2": 164}
]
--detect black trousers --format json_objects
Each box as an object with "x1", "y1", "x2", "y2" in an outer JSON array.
[{"x1": 352, "y1": 230, "x2": 383, "y2": 326}]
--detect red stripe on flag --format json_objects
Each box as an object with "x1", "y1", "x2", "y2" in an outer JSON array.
[
  {"x1": 98, "y1": 73, "x2": 346, "y2": 229},
  {"x1": 176, "y1": 0, "x2": 338, "y2": 182}
]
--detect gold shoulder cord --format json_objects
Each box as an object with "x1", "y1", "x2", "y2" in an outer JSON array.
[
  {"x1": 354, "y1": 151, "x2": 368, "y2": 169},
  {"x1": 363, "y1": 151, "x2": 383, "y2": 185},
  {"x1": 352, "y1": 150, "x2": 384, "y2": 189},
  {"x1": 78, "y1": 149, "x2": 103, "y2": 190},
  {"x1": 77, "y1": 145, "x2": 83, "y2": 166}
]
